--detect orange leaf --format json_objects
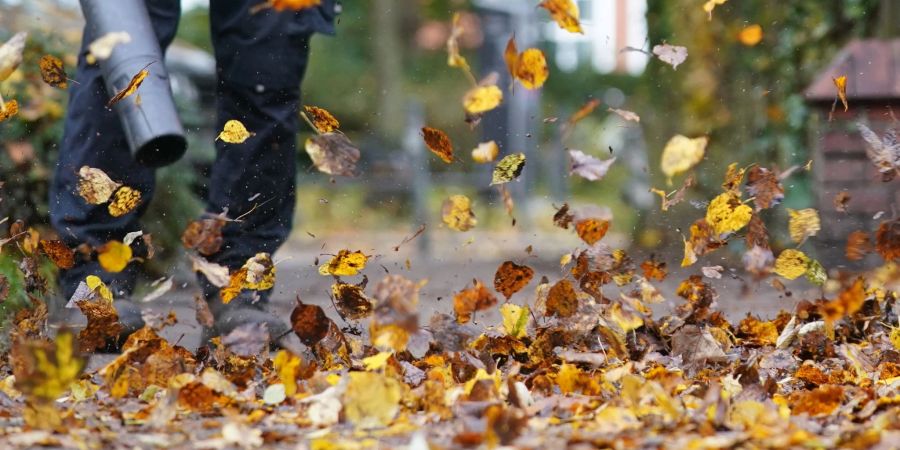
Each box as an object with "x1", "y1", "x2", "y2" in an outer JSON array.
[{"x1": 422, "y1": 126, "x2": 454, "y2": 163}]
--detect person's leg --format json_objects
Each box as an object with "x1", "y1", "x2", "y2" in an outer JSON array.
[
  {"x1": 50, "y1": 0, "x2": 181, "y2": 300},
  {"x1": 201, "y1": 3, "x2": 322, "y2": 340}
]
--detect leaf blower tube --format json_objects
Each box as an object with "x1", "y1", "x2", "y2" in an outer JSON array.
[{"x1": 80, "y1": 0, "x2": 187, "y2": 167}]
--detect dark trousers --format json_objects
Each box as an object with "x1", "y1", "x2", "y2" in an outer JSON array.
[{"x1": 50, "y1": 0, "x2": 331, "y2": 299}]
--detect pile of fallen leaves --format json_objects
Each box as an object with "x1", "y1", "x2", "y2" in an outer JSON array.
[{"x1": 1, "y1": 0, "x2": 899, "y2": 448}]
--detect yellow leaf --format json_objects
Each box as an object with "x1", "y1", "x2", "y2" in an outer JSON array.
[
  {"x1": 890, "y1": 327, "x2": 900, "y2": 351},
  {"x1": 342, "y1": 372, "x2": 403, "y2": 429},
  {"x1": 243, "y1": 252, "x2": 275, "y2": 290},
  {"x1": 539, "y1": 0, "x2": 583, "y2": 33},
  {"x1": 705, "y1": 192, "x2": 752, "y2": 235},
  {"x1": 661, "y1": 135, "x2": 707, "y2": 180},
  {"x1": 514, "y1": 48, "x2": 549, "y2": 90},
  {"x1": 0, "y1": 98, "x2": 18, "y2": 123},
  {"x1": 500, "y1": 303, "x2": 530, "y2": 339},
  {"x1": 471, "y1": 140, "x2": 499, "y2": 163},
  {"x1": 107, "y1": 186, "x2": 142, "y2": 217},
  {"x1": 303, "y1": 105, "x2": 340, "y2": 133},
  {"x1": 0, "y1": 32, "x2": 27, "y2": 82},
  {"x1": 217, "y1": 119, "x2": 252, "y2": 144},
  {"x1": 273, "y1": 350, "x2": 301, "y2": 396},
  {"x1": 270, "y1": 0, "x2": 322, "y2": 11},
  {"x1": 738, "y1": 24, "x2": 763, "y2": 46},
  {"x1": 703, "y1": 0, "x2": 728, "y2": 19},
  {"x1": 77, "y1": 166, "x2": 121, "y2": 205},
  {"x1": 491, "y1": 153, "x2": 526, "y2": 185},
  {"x1": 39, "y1": 54, "x2": 67, "y2": 89},
  {"x1": 362, "y1": 351, "x2": 392, "y2": 371},
  {"x1": 833, "y1": 75, "x2": 848, "y2": 112},
  {"x1": 441, "y1": 194, "x2": 477, "y2": 232},
  {"x1": 774, "y1": 249, "x2": 809, "y2": 280},
  {"x1": 13, "y1": 329, "x2": 85, "y2": 402},
  {"x1": 788, "y1": 208, "x2": 821, "y2": 244},
  {"x1": 85, "y1": 275, "x2": 113, "y2": 302},
  {"x1": 556, "y1": 363, "x2": 582, "y2": 394},
  {"x1": 462, "y1": 84, "x2": 503, "y2": 114},
  {"x1": 446, "y1": 12, "x2": 471, "y2": 75},
  {"x1": 318, "y1": 249, "x2": 368, "y2": 276},
  {"x1": 98, "y1": 240, "x2": 132, "y2": 273},
  {"x1": 107, "y1": 66, "x2": 149, "y2": 107},
  {"x1": 86, "y1": 31, "x2": 131, "y2": 63}
]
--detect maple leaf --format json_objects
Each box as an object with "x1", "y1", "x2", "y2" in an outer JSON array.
[{"x1": 569, "y1": 150, "x2": 616, "y2": 181}]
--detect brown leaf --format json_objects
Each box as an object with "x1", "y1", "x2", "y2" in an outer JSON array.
[
  {"x1": 76, "y1": 298, "x2": 123, "y2": 352},
  {"x1": 493, "y1": 261, "x2": 534, "y2": 299},
  {"x1": 331, "y1": 280, "x2": 374, "y2": 320},
  {"x1": 567, "y1": 99, "x2": 600, "y2": 125},
  {"x1": 0, "y1": 99, "x2": 18, "y2": 123},
  {"x1": 833, "y1": 191, "x2": 850, "y2": 212},
  {"x1": 422, "y1": 126, "x2": 454, "y2": 163},
  {"x1": 875, "y1": 218, "x2": 900, "y2": 261},
  {"x1": 290, "y1": 298, "x2": 331, "y2": 347},
  {"x1": 194, "y1": 295, "x2": 215, "y2": 328},
  {"x1": 38, "y1": 239, "x2": 74, "y2": 269},
  {"x1": 545, "y1": 279, "x2": 578, "y2": 318},
  {"x1": 222, "y1": 322, "x2": 270, "y2": 356},
  {"x1": 845, "y1": 230, "x2": 871, "y2": 261},
  {"x1": 181, "y1": 217, "x2": 225, "y2": 256},
  {"x1": 553, "y1": 203, "x2": 574, "y2": 229},
  {"x1": 38, "y1": 55, "x2": 67, "y2": 88},
  {"x1": 575, "y1": 218, "x2": 609, "y2": 245},
  {"x1": 453, "y1": 280, "x2": 497, "y2": 323},
  {"x1": 670, "y1": 324, "x2": 728, "y2": 364},
  {"x1": 303, "y1": 105, "x2": 340, "y2": 133},
  {"x1": 304, "y1": 132, "x2": 360, "y2": 177},
  {"x1": 639, "y1": 256, "x2": 667, "y2": 282},
  {"x1": 745, "y1": 166, "x2": 784, "y2": 211}
]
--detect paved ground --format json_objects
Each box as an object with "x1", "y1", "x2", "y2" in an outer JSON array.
[{"x1": 64, "y1": 229, "x2": 818, "y2": 369}]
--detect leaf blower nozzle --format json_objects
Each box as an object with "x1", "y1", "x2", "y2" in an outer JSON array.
[{"x1": 81, "y1": 0, "x2": 187, "y2": 167}]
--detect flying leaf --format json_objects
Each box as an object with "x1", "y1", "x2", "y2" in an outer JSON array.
[
  {"x1": 463, "y1": 84, "x2": 503, "y2": 115},
  {"x1": 773, "y1": 249, "x2": 809, "y2": 280},
  {"x1": 305, "y1": 132, "x2": 361, "y2": 177},
  {"x1": 86, "y1": 31, "x2": 131, "y2": 64},
  {"x1": 640, "y1": 257, "x2": 667, "y2": 281},
  {"x1": 190, "y1": 254, "x2": 230, "y2": 288},
  {"x1": 569, "y1": 150, "x2": 616, "y2": 181},
  {"x1": 702, "y1": 0, "x2": 727, "y2": 20},
  {"x1": 107, "y1": 186, "x2": 142, "y2": 217},
  {"x1": 500, "y1": 304, "x2": 530, "y2": 339},
  {"x1": 788, "y1": 208, "x2": 821, "y2": 244},
  {"x1": 845, "y1": 230, "x2": 871, "y2": 261},
  {"x1": 745, "y1": 166, "x2": 784, "y2": 210},
  {"x1": 504, "y1": 36, "x2": 549, "y2": 90},
  {"x1": 856, "y1": 122, "x2": 900, "y2": 181},
  {"x1": 471, "y1": 140, "x2": 499, "y2": 163},
  {"x1": 493, "y1": 261, "x2": 534, "y2": 299},
  {"x1": 820, "y1": 278, "x2": 866, "y2": 322},
  {"x1": 738, "y1": 24, "x2": 763, "y2": 46},
  {"x1": 545, "y1": 279, "x2": 578, "y2": 317},
  {"x1": 0, "y1": 99, "x2": 18, "y2": 123},
  {"x1": 651, "y1": 174, "x2": 694, "y2": 211},
  {"x1": 0, "y1": 32, "x2": 26, "y2": 81},
  {"x1": 453, "y1": 280, "x2": 497, "y2": 323},
  {"x1": 575, "y1": 218, "x2": 609, "y2": 245},
  {"x1": 446, "y1": 12, "x2": 472, "y2": 76},
  {"x1": 491, "y1": 153, "x2": 526, "y2": 185},
  {"x1": 13, "y1": 329, "x2": 85, "y2": 401},
  {"x1": 834, "y1": 191, "x2": 851, "y2": 212},
  {"x1": 332, "y1": 281, "x2": 374, "y2": 320},
  {"x1": 222, "y1": 322, "x2": 270, "y2": 356},
  {"x1": 660, "y1": 135, "x2": 707, "y2": 180},
  {"x1": 652, "y1": 44, "x2": 688, "y2": 70},
  {"x1": 318, "y1": 249, "x2": 368, "y2": 276},
  {"x1": 608, "y1": 107, "x2": 640, "y2": 122},
  {"x1": 77, "y1": 166, "x2": 121, "y2": 205},
  {"x1": 701, "y1": 265, "x2": 724, "y2": 279},
  {"x1": 39, "y1": 239, "x2": 74, "y2": 269},
  {"x1": 540, "y1": 0, "x2": 582, "y2": 33},
  {"x1": 705, "y1": 192, "x2": 752, "y2": 235},
  {"x1": 303, "y1": 105, "x2": 340, "y2": 133},
  {"x1": 343, "y1": 372, "x2": 403, "y2": 429},
  {"x1": 76, "y1": 294, "x2": 123, "y2": 352},
  {"x1": 442, "y1": 194, "x2": 477, "y2": 232},
  {"x1": 107, "y1": 65, "x2": 150, "y2": 107},
  {"x1": 217, "y1": 119, "x2": 252, "y2": 144},
  {"x1": 38, "y1": 55, "x2": 68, "y2": 89},
  {"x1": 422, "y1": 126, "x2": 454, "y2": 163},
  {"x1": 98, "y1": 240, "x2": 132, "y2": 273},
  {"x1": 568, "y1": 99, "x2": 601, "y2": 125},
  {"x1": 181, "y1": 217, "x2": 226, "y2": 256},
  {"x1": 875, "y1": 218, "x2": 899, "y2": 261},
  {"x1": 270, "y1": 0, "x2": 322, "y2": 11},
  {"x1": 831, "y1": 75, "x2": 848, "y2": 119},
  {"x1": 273, "y1": 350, "x2": 301, "y2": 396},
  {"x1": 290, "y1": 298, "x2": 331, "y2": 347}
]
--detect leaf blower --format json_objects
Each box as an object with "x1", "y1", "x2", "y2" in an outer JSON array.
[{"x1": 80, "y1": 0, "x2": 187, "y2": 167}]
